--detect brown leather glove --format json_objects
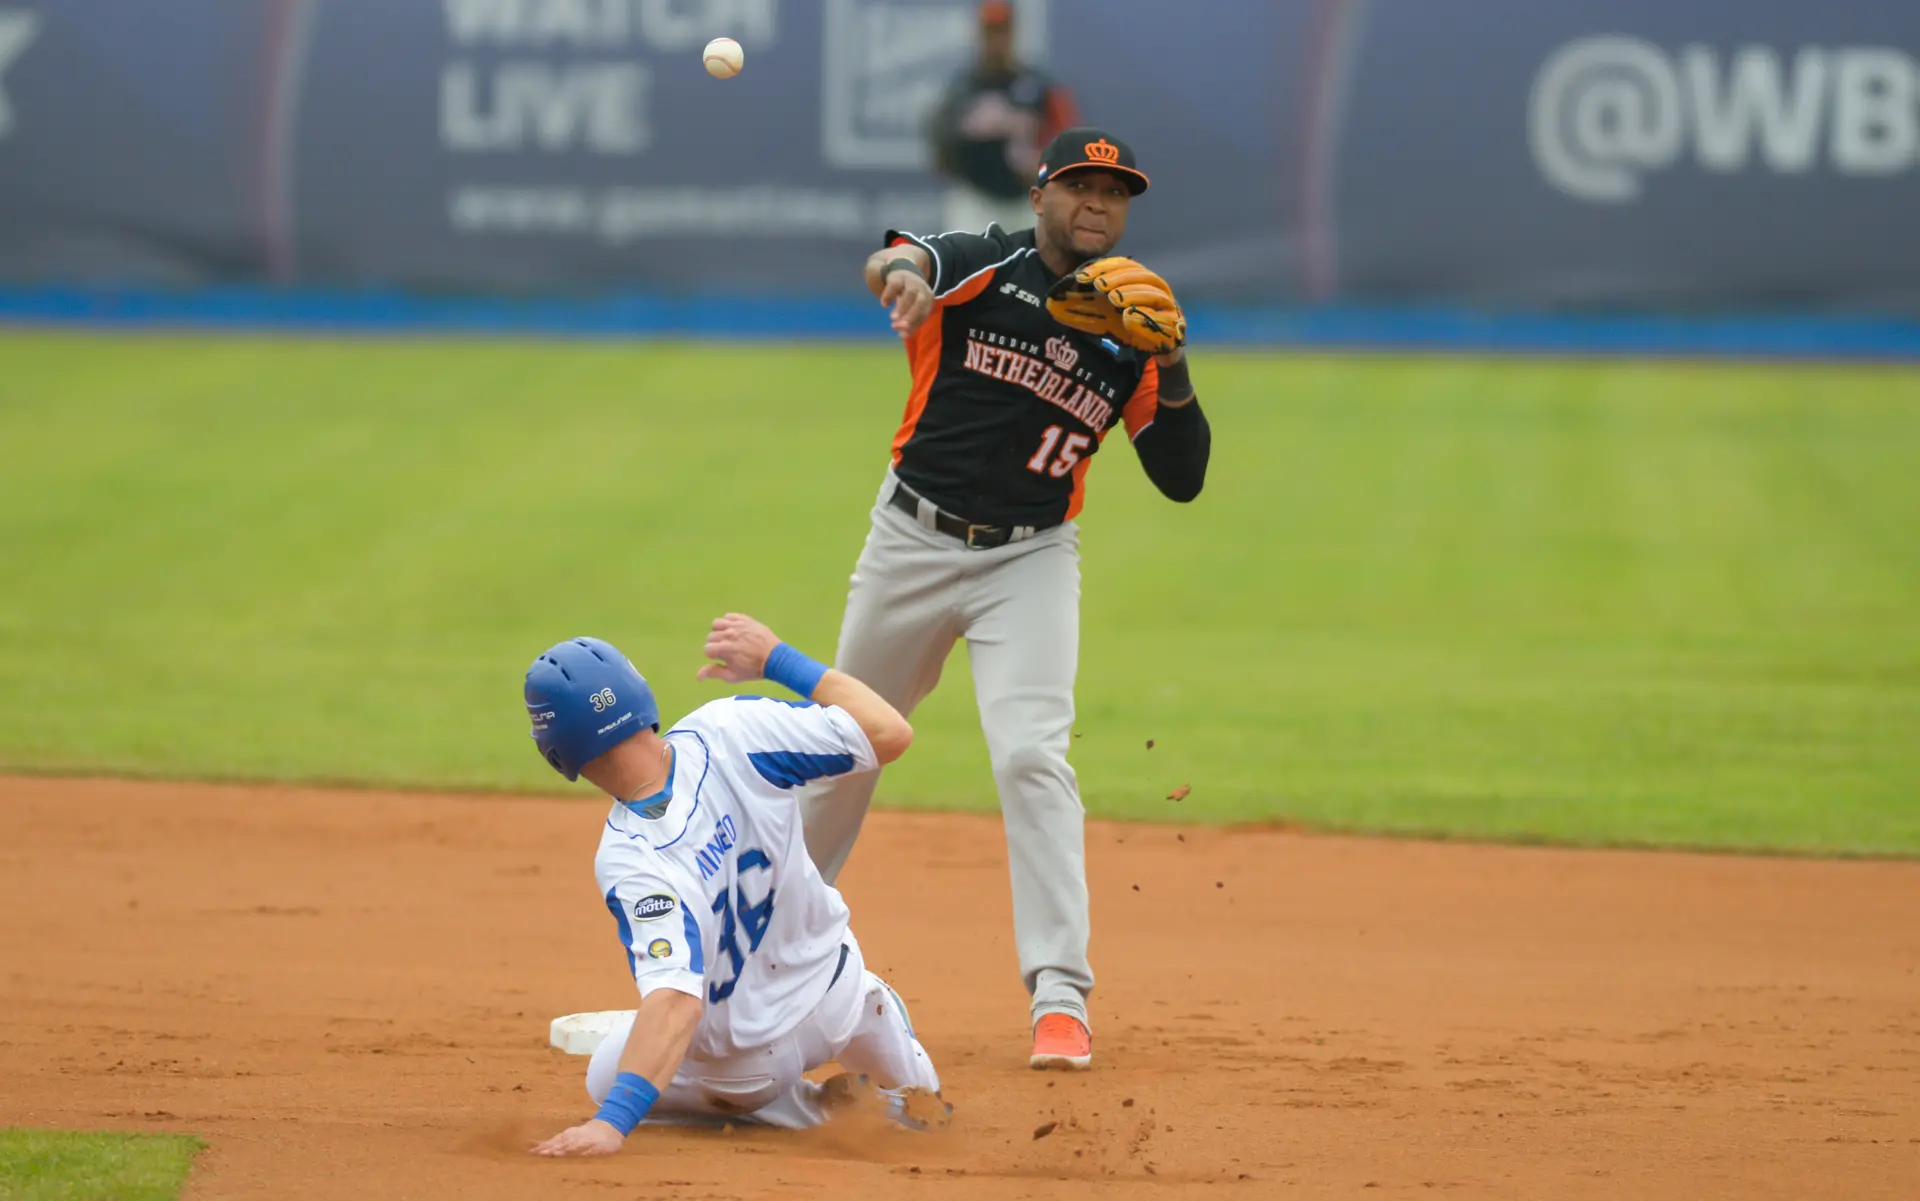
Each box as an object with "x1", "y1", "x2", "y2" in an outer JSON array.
[{"x1": 1045, "y1": 257, "x2": 1187, "y2": 355}]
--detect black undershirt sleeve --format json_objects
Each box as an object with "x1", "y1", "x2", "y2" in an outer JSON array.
[{"x1": 1133, "y1": 395, "x2": 1210, "y2": 503}]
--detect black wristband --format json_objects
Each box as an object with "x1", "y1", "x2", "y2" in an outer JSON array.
[
  {"x1": 1157, "y1": 354, "x2": 1194, "y2": 403},
  {"x1": 880, "y1": 257, "x2": 927, "y2": 285}
]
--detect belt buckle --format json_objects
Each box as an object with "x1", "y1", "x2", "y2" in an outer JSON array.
[{"x1": 965, "y1": 523, "x2": 998, "y2": 549}]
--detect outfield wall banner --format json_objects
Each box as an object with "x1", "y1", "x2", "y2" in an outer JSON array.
[
  {"x1": 1327, "y1": 1, "x2": 1920, "y2": 310},
  {"x1": 0, "y1": 0, "x2": 1915, "y2": 311}
]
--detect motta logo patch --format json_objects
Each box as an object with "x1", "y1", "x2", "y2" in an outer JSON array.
[{"x1": 633, "y1": 893, "x2": 677, "y2": 921}]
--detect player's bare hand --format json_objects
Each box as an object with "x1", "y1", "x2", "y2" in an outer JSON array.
[
  {"x1": 529, "y1": 1119, "x2": 625, "y2": 1157},
  {"x1": 698, "y1": 613, "x2": 781, "y2": 684},
  {"x1": 880, "y1": 270, "x2": 935, "y2": 336}
]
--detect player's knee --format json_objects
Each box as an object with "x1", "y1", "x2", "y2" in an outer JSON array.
[{"x1": 994, "y1": 741, "x2": 1069, "y2": 785}]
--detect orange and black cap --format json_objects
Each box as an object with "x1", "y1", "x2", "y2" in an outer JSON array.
[{"x1": 1036, "y1": 127, "x2": 1149, "y2": 195}]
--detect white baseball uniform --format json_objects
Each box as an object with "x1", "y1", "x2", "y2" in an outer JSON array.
[{"x1": 584, "y1": 695, "x2": 939, "y2": 1127}]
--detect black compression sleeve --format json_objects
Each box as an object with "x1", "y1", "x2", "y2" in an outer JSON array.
[
  {"x1": 1157, "y1": 352, "x2": 1194, "y2": 401},
  {"x1": 1133, "y1": 395, "x2": 1210, "y2": 503}
]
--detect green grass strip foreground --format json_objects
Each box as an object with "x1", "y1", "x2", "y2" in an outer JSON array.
[
  {"x1": 3, "y1": 334, "x2": 1918, "y2": 853},
  {"x1": 0, "y1": 1130, "x2": 203, "y2": 1201}
]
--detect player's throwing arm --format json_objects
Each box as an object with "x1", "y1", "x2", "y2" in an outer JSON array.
[{"x1": 804, "y1": 127, "x2": 1213, "y2": 1071}]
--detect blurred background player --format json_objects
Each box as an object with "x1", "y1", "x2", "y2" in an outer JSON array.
[
  {"x1": 525, "y1": 620, "x2": 945, "y2": 1157},
  {"x1": 926, "y1": 0, "x2": 1079, "y2": 234}
]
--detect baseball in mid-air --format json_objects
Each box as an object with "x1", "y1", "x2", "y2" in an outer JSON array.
[{"x1": 703, "y1": 37, "x2": 744, "y2": 79}]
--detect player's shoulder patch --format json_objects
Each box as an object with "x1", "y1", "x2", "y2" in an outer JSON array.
[
  {"x1": 646, "y1": 938, "x2": 673, "y2": 960},
  {"x1": 632, "y1": 893, "x2": 678, "y2": 922}
]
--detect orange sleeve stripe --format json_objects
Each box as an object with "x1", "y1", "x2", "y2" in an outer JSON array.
[
  {"x1": 889, "y1": 268, "x2": 1000, "y2": 463},
  {"x1": 891, "y1": 317, "x2": 945, "y2": 463},
  {"x1": 940, "y1": 267, "x2": 997, "y2": 307},
  {"x1": 1121, "y1": 357, "x2": 1161, "y2": 440}
]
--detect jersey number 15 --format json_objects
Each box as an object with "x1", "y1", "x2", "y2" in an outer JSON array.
[{"x1": 1027, "y1": 425, "x2": 1091, "y2": 478}]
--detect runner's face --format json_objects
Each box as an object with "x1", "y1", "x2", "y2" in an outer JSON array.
[{"x1": 1037, "y1": 170, "x2": 1132, "y2": 264}]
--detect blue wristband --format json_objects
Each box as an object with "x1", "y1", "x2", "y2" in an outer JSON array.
[
  {"x1": 593, "y1": 1071, "x2": 659, "y2": 1137},
  {"x1": 764, "y1": 643, "x2": 829, "y2": 699}
]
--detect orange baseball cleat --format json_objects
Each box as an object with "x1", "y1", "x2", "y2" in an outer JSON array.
[{"x1": 1029, "y1": 1013, "x2": 1092, "y2": 1070}]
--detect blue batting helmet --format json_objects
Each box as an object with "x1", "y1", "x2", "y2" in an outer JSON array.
[{"x1": 524, "y1": 637, "x2": 660, "y2": 781}]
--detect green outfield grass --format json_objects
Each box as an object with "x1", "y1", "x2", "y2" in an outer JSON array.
[
  {"x1": 3, "y1": 333, "x2": 1917, "y2": 853},
  {"x1": 0, "y1": 1131, "x2": 201, "y2": 1201}
]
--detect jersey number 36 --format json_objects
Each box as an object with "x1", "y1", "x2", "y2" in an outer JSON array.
[{"x1": 708, "y1": 848, "x2": 775, "y2": 1004}]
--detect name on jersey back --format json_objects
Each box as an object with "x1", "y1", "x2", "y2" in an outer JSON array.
[{"x1": 694, "y1": 812, "x2": 739, "y2": 880}]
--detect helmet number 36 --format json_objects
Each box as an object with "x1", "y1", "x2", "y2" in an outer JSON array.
[{"x1": 588, "y1": 687, "x2": 618, "y2": 713}]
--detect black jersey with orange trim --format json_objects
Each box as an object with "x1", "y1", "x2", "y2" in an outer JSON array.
[{"x1": 883, "y1": 224, "x2": 1210, "y2": 528}]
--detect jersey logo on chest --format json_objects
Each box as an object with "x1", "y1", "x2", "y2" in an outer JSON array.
[
  {"x1": 997, "y1": 278, "x2": 1043, "y2": 307},
  {"x1": 963, "y1": 328, "x2": 1119, "y2": 432}
]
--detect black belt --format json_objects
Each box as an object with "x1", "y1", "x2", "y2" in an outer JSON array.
[
  {"x1": 888, "y1": 480, "x2": 1054, "y2": 550},
  {"x1": 829, "y1": 942, "x2": 850, "y2": 990}
]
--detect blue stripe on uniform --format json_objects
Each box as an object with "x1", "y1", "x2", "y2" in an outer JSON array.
[
  {"x1": 682, "y1": 906, "x2": 706, "y2": 975},
  {"x1": 748, "y1": 750, "x2": 856, "y2": 789},
  {"x1": 605, "y1": 887, "x2": 637, "y2": 978}
]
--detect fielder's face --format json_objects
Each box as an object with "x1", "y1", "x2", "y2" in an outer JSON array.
[{"x1": 1034, "y1": 169, "x2": 1132, "y2": 266}]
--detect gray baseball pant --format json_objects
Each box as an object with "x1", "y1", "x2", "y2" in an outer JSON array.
[{"x1": 800, "y1": 470, "x2": 1092, "y2": 1027}]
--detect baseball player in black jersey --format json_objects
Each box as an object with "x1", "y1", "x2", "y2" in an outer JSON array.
[{"x1": 799, "y1": 127, "x2": 1210, "y2": 1070}]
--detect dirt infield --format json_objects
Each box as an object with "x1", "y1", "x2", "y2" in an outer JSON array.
[{"x1": 1, "y1": 776, "x2": 1916, "y2": 1199}]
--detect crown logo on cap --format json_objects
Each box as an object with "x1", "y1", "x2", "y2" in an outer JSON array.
[{"x1": 1084, "y1": 138, "x2": 1120, "y2": 164}]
